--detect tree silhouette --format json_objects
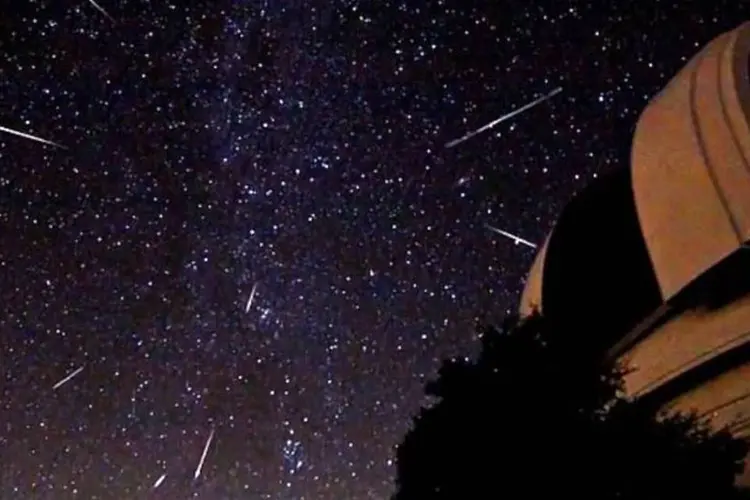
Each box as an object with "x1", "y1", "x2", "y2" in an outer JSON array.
[{"x1": 392, "y1": 313, "x2": 750, "y2": 499}]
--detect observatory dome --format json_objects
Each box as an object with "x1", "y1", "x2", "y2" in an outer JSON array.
[{"x1": 518, "y1": 21, "x2": 750, "y2": 484}]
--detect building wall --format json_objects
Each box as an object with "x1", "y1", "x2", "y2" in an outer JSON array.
[
  {"x1": 666, "y1": 360, "x2": 750, "y2": 435},
  {"x1": 666, "y1": 360, "x2": 750, "y2": 485},
  {"x1": 620, "y1": 292, "x2": 750, "y2": 397},
  {"x1": 619, "y1": 293, "x2": 750, "y2": 485}
]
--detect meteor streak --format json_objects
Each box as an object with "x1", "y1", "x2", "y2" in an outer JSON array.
[
  {"x1": 53, "y1": 366, "x2": 85, "y2": 390},
  {"x1": 153, "y1": 473, "x2": 167, "y2": 489},
  {"x1": 0, "y1": 125, "x2": 66, "y2": 149},
  {"x1": 245, "y1": 282, "x2": 259, "y2": 313},
  {"x1": 446, "y1": 86, "x2": 563, "y2": 148},
  {"x1": 87, "y1": 0, "x2": 116, "y2": 22},
  {"x1": 484, "y1": 223, "x2": 537, "y2": 249},
  {"x1": 194, "y1": 429, "x2": 215, "y2": 480}
]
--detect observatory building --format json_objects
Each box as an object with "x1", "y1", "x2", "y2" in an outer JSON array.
[{"x1": 519, "y1": 21, "x2": 750, "y2": 483}]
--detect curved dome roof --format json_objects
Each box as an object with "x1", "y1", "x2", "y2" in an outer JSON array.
[{"x1": 632, "y1": 21, "x2": 750, "y2": 300}]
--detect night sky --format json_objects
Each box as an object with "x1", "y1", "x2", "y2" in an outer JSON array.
[{"x1": 1, "y1": 1, "x2": 748, "y2": 498}]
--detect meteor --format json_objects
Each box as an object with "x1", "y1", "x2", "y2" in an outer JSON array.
[
  {"x1": 0, "y1": 125, "x2": 66, "y2": 149},
  {"x1": 152, "y1": 473, "x2": 167, "y2": 489},
  {"x1": 245, "y1": 282, "x2": 259, "y2": 313},
  {"x1": 53, "y1": 366, "x2": 85, "y2": 390},
  {"x1": 194, "y1": 429, "x2": 215, "y2": 480},
  {"x1": 446, "y1": 86, "x2": 563, "y2": 148},
  {"x1": 87, "y1": 0, "x2": 116, "y2": 22},
  {"x1": 484, "y1": 223, "x2": 537, "y2": 249}
]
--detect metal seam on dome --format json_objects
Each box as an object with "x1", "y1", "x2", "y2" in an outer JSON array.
[
  {"x1": 689, "y1": 35, "x2": 743, "y2": 244},
  {"x1": 717, "y1": 28, "x2": 750, "y2": 188},
  {"x1": 729, "y1": 415, "x2": 750, "y2": 434},
  {"x1": 695, "y1": 389, "x2": 750, "y2": 421}
]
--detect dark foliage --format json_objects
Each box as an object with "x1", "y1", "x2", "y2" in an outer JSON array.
[{"x1": 392, "y1": 313, "x2": 750, "y2": 499}]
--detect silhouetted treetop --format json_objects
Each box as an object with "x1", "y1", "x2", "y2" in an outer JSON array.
[{"x1": 393, "y1": 313, "x2": 749, "y2": 499}]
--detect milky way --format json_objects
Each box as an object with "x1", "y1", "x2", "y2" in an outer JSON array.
[{"x1": 1, "y1": 1, "x2": 748, "y2": 498}]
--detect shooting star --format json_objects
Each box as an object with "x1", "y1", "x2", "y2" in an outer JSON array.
[
  {"x1": 485, "y1": 223, "x2": 537, "y2": 249},
  {"x1": 245, "y1": 282, "x2": 259, "y2": 313},
  {"x1": 0, "y1": 125, "x2": 66, "y2": 149},
  {"x1": 87, "y1": 0, "x2": 116, "y2": 22},
  {"x1": 152, "y1": 473, "x2": 167, "y2": 489},
  {"x1": 445, "y1": 86, "x2": 563, "y2": 148},
  {"x1": 194, "y1": 429, "x2": 215, "y2": 480},
  {"x1": 53, "y1": 366, "x2": 85, "y2": 390}
]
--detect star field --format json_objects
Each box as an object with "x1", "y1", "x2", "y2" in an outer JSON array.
[{"x1": 0, "y1": 1, "x2": 748, "y2": 498}]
